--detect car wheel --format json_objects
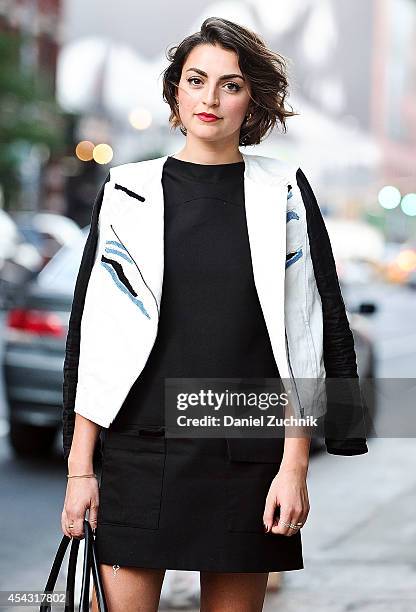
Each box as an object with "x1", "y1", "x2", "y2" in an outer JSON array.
[{"x1": 9, "y1": 422, "x2": 57, "y2": 457}]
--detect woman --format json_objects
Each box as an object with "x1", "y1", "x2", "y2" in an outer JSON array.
[{"x1": 61, "y1": 17, "x2": 368, "y2": 612}]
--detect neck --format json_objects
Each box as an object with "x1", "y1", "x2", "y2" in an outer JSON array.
[{"x1": 173, "y1": 140, "x2": 243, "y2": 165}]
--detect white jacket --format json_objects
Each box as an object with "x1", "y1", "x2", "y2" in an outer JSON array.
[{"x1": 62, "y1": 152, "x2": 368, "y2": 459}]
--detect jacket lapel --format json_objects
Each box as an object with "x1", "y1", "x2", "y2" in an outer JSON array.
[
  {"x1": 241, "y1": 153, "x2": 290, "y2": 379},
  {"x1": 109, "y1": 155, "x2": 169, "y2": 317}
]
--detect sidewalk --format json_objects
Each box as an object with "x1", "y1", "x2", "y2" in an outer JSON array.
[{"x1": 264, "y1": 438, "x2": 416, "y2": 611}]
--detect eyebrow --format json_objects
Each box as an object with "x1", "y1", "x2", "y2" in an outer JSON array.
[{"x1": 186, "y1": 67, "x2": 245, "y2": 81}]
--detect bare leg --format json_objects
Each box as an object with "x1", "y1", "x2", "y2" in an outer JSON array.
[
  {"x1": 91, "y1": 564, "x2": 166, "y2": 612},
  {"x1": 200, "y1": 571, "x2": 269, "y2": 612}
]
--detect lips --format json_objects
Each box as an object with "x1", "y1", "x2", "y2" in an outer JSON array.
[{"x1": 196, "y1": 113, "x2": 220, "y2": 122}]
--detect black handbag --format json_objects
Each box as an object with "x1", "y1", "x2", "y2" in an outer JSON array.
[{"x1": 40, "y1": 519, "x2": 108, "y2": 611}]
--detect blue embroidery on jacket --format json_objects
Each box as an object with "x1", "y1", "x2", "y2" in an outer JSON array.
[
  {"x1": 104, "y1": 247, "x2": 133, "y2": 264},
  {"x1": 287, "y1": 185, "x2": 293, "y2": 200},
  {"x1": 285, "y1": 248, "x2": 303, "y2": 268},
  {"x1": 100, "y1": 261, "x2": 151, "y2": 319},
  {"x1": 106, "y1": 240, "x2": 127, "y2": 251},
  {"x1": 286, "y1": 210, "x2": 299, "y2": 222}
]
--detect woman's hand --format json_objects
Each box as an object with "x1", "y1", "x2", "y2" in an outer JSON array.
[
  {"x1": 61, "y1": 477, "x2": 100, "y2": 539},
  {"x1": 263, "y1": 464, "x2": 310, "y2": 536},
  {"x1": 62, "y1": 414, "x2": 103, "y2": 538}
]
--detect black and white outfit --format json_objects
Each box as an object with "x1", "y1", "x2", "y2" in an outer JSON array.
[{"x1": 62, "y1": 152, "x2": 368, "y2": 573}]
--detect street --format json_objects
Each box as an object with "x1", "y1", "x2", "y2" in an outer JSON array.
[{"x1": 0, "y1": 282, "x2": 415, "y2": 610}]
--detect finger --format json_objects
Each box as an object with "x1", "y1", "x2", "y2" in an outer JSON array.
[
  {"x1": 61, "y1": 511, "x2": 72, "y2": 539},
  {"x1": 285, "y1": 513, "x2": 305, "y2": 536},
  {"x1": 292, "y1": 504, "x2": 308, "y2": 531},
  {"x1": 272, "y1": 510, "x2": 292, "y2": 536},
  {"x1": 274, "y1": 510, "x2": 303, "y2": 536},
  {"x1": 297, "y1": 510, "x2": 308, "y2": 528},
  {"x1": 67, "y1": 516, "x2": 85, "y2": 540},
  {"x1": 263, "y1": 496, "x2": 279, "y2": 533},
  {"x1": 88, "y1": 500, "x2": 99, "y2": 532},
  {"x1": 286, "y1": 523, "x2": 301, "y2": 536},
  {"x1": 287, "y1": 509, "x2": 303, "y2": 536}
]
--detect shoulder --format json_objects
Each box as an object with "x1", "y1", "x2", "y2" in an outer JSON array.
[
  {"x1": 249, "y1": 154, "x2": 316, "y2": 201},
  {"x1": 109, "y1": 156, "x2": 165, "y2": 182},
  {"x1": 243, "y1": 153, "x2": 300, "y2": 184},
  {"x1": 107, "y1": 155, "x2": 168, "y2": 197}
]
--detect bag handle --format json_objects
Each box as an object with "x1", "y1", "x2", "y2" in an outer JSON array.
[{"x1": 40, "y1": 520, "x2": 108, "y2": 612}]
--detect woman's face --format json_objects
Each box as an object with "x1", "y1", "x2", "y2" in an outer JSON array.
[{"x1": 175, "y1": 44, "x2": 252, "y2": 145}]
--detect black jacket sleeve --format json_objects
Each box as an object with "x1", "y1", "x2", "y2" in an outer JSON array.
[
  {"x1": 296, "y1": 168, "x2": 368, "y2": 456},
  {"x1": 62, "y1": 174, "x2": 110, "y2": 462}
]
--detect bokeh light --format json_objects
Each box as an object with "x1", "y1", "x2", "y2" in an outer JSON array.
[
  {"x1": 396, "y1": 249, "x2": 416, "y2": 272},
  {"x1": 400, "y1": 193, "x2": 416, "y2": 216},
  {"x1": 128, "y1": 107, "x2": 152, "y2": 130},
  {"x1": 93, "y1": 143, "x2": 113, "y2": 164},
  {"x1": 378, "y1": 185, "x2": 401, "y2": 209},
  {"x1": 75, "y1": 140, "x2": 94, "y2": 161}
]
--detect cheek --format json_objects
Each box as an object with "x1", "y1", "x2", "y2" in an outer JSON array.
[
  {"x1": 223, "y1": 99, "x2": 247, "y2": 124},
  {"x1": 178, "y1": 86, "x2": 200, "y2": 111}
]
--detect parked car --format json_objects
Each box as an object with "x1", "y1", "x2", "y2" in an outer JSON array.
[
  {"x1": 2, "y1": 228, "x2": 88, "y2": 456},
  {"x1": 2, "y1": 228, "x2": 377, "y2": 457},
  {"x1": 11, "y1": 211, "x2": 82, "y2": 267},
  {"x1": 0, "y1": 212, "x2": 82, "y2": 310},
  {"x1": 0, "y1": 209, "x2": 19, "y2": 265}
]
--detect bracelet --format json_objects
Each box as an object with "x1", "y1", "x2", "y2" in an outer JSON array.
[{"x1": 67, "y1": 473, "x2": 97, "y2": 479}]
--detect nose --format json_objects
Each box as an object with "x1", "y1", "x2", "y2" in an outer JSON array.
[{"x1": 203, "y1": 85, "x2": 219, "y2": 108}]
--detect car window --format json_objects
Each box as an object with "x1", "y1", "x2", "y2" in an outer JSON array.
[
  {"x1": 37, "y1": 227, "x2": 90, "y2": 291},
  {"x1": 18, "y1": 227, "x2": 44, "y2": 248}
]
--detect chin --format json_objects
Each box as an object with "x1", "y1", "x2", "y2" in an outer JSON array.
[{"x1": 189, "y1": 129, "x2": 221, "y2": 141}]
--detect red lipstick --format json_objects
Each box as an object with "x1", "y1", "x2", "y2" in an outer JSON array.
[{"x1": 196, "y1": 113, "x2": 220, "y2": 122}]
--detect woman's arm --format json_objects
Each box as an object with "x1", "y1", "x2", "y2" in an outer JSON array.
[
  {"x1": 263, "y1": 432, "x2": 311, "y2": 535},
  {"x1": 61, "y1": 175, "x2": 111, "y2": 540},
  {"x1": 281, "y1": 436, "x2": 310, "y2": 475},
  {"x1": 62, "y1": 173, "x2": 110, "y2": 462},
  {"x1": 296, "y1": 167, "x2": 368, "y2": 455},
  {"x1": 61, "y1": 414, "x2": 101, "y2": 539},
  {"x1": 263, "y1": 168, "x2": 369, "y2": 535},
  {"x1": 67, "y1": 414, "x2": 102, "y2": 474}
]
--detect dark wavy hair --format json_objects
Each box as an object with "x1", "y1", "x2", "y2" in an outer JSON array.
[{"x1": 161, "y1": 16, "x2": 299, "y2": 147}]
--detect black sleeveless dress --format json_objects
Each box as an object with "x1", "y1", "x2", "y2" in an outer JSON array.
[{"x1": 95, "y1": 156, "x2": 304, "y2": 572}]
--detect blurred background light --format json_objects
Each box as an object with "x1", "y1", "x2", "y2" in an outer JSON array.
[
  {"x1": 92, "y1": 143, "x2": 113, "y2": 164},
  {"x1": 400, "y1": 193, "x2": 416, "y2": 216},
  {"x1": 396, "y1": 249, "x2": 416, "y2": 271},
  {"x1": 378, "y1": 185, "x2": 401, "y2": 209},
  {"x1": 128, "y1": 107, "x2": 152, "y2": 130},
  {"x1": 75, "y1": 140, "x2": 94, "y2": 161}
]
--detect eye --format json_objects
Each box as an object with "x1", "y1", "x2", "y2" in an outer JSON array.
[
  {"x1": 186, "y1": 77, "x2": 241, "y2": 92},
  {"x1": 224, "y1": 82, "x2": 241, "y2": 92}
]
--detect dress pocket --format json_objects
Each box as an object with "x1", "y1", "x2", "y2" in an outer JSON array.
[
  {"x1": 98, "y1": 427, "x2": 166, "y2": 529},
  {"x1": 226, "y1": 460, "x2": 279, "y2": 534}
]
